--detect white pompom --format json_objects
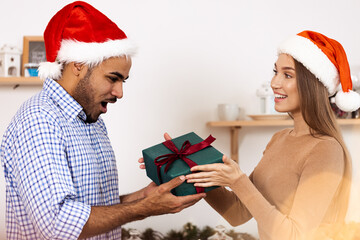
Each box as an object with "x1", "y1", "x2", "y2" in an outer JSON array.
[
  {"x1": 335, "y1": 90, "x2": 360, "y2": 112},
  {"x1": 38, "y1": 62, "x2": 63, "y2": 80}
]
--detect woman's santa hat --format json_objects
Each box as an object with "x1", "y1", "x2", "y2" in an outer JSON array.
[
  {"x1": 38, "y1": 1, "x2": 137, "y2": 81},
  {"x1": 278, "y1": 30, "x2": 360, "y2": 112}
]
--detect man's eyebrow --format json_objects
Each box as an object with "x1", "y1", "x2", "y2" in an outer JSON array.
[{"x1": 109, "y1": 72, "x2": 129, "y2": 80}]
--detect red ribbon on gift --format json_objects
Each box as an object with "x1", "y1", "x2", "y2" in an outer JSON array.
[{"x1": 154, "y1": 135, "x2": 216, "y2": 193}]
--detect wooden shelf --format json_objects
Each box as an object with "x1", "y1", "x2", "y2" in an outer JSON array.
[
  {"x1": 208, "y1": 118, "x2": 360, "y2": 127},
  {"x1": 208, "y1": 119, "x2": 293, "y2": 127},
  {"x1": 207, "y1": 118, "x2": 360, "y2": 162},
  {"x1": 0, "y1": 77, "x2": 43, "y2": 86}
]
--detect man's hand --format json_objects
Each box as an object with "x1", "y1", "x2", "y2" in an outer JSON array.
[
  {"x1": 142, "y1": 182, "x2": 157, "y2": 198},
  {"x1": 80, "y1": 133, "x2": 205, "y2": 239},
  {"x1": 138, "y1": 132, "x2": 205, "y2": 213},
  {"x1": 141, "y1": 175, "x2": 206, "y2": 215}
]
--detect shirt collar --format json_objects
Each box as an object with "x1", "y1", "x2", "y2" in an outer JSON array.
[{"x1": 43, "y1": 78, "x2": 87, "y2": 121}]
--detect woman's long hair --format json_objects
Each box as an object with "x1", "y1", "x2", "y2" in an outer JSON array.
[{"x1": 294, "y1": 58, "x2": 352, "y2": 223}]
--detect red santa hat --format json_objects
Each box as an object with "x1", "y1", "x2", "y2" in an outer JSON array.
[
  {"x1": 278, "y1": 30, "x2": 360, "y2": 112},
  {"x1": 38, "y1": 1, "x2": 137, "y2": 81}
]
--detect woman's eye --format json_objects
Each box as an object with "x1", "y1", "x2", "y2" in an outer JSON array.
[
  {"x1": 285, "y1": 73, "x2": 292, "y2": 79},
  {"x1": 273, "y1": 69, "x2": 278, "y2": 75}
]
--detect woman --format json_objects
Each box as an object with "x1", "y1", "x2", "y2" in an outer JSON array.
[{"x1": 185, "y1": 31, "x2": 359, "y2": 240}]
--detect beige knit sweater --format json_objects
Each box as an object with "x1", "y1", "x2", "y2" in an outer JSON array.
[{"x1": 206, "y1": 128, "x2": 346, "y2": 240}]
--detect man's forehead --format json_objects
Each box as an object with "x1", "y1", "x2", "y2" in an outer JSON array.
[{"x1": 98, "y1": 56, "x2": 131, "y2": 68}]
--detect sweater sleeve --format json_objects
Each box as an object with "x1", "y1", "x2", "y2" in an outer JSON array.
[
  {"x1": 202, "y1": 132, "x2": 280, "y2": 226},
  {"x1": 204, "y1": 173, "x2": 254, "y2": 226},
  {"x1": 230, "y1": 139, "x2": 345, "y2": 240}
]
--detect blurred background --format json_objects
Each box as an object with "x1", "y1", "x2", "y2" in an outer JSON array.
[{"x1": 1, "y1": 0, "x2": 360, "y2": 238}]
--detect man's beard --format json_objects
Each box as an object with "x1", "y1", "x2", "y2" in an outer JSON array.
[{"x1": 73, "y1": 68, "x2": 98, "y2": 123}]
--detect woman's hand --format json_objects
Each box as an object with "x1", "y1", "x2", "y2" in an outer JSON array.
[
  {"x1": 186, "y1": 155, "x2": 244, "y2": 188},
  {"x1": 138, "y1": 157, "x2": 146, "y2": 169},
  {"x1": 138, "y1": 133, "x2": 172, "y2": 170}
]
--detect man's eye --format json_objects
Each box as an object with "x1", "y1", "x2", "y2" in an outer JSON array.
[{"x1": 108, "y1": 76, "x2": 118, "y2": 82}]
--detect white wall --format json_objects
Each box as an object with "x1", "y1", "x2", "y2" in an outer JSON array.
[{"x1": 1, "y1": 0, "x2": 360, "y2": 238}]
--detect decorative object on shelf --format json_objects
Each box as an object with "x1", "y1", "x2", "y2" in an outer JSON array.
[
  {"x1": 24, "y1": 63, "x2": 40, "y2": 77},
  {"x1": 330, "y1": 67, "x2": 360, "y2": 118},
  {"x1": 0, "y1": 44, "x2": 21, "y2": 77},
  {"x1": 207, "y1": 225, "x2": 233, "y2": 240},
  {"x1": 352, "y1": 108, "x2": 360, "y2": 119},
  {"x1": 256, "y1": 81, "x2": 276, "y2": 114},
  {"x1": 218, "y1": 104, "x2": 243, "y2": 121},
  {"x1": 330, "y1": 96, "x2": 352, "y2": 119},
  {"x1": 350, "y1": 65, "x2": 360, "y2": 91},
  {"x1": 335, "y1": 67, "x2": 360, "y2": 118},
  {"x1": 22, "y1": 36, "x2": 46, "y2": 76},
  {"x1": 121, "y1": 223, "x2": 258, "y2": 240}
]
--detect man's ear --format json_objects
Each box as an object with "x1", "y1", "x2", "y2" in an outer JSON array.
[{"x1": 72, "y1": 62, "x2": 88, "y2": 77}]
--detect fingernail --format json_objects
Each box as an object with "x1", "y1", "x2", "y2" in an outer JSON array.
[{"x1": 179, "y1": 175, "x2": 185, "y2": 181}]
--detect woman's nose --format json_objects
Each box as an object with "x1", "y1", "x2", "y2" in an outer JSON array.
[{"x1": 271, "y1": 75, "x2": 281, "y2": 89}]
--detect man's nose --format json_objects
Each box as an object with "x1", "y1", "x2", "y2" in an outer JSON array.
[{"x1": 112, "y1": 82, "x2": 123, "y2": 99}]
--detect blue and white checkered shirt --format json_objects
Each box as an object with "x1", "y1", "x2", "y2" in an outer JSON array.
[{"x1": 1, "y1": 78, "x2": 121, "y2": 239}]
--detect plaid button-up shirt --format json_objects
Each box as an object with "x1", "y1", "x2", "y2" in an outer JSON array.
[{"x1": 1, "y1": 78, "x2": 121, "y2": 239}]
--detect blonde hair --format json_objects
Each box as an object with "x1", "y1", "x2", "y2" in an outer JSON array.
[{"x1": 294, "y1": 58, "x2": 352, "y2": 222}]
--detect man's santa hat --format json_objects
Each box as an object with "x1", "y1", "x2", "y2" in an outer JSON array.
[
  {"x1": 38, "y1": 1, "x2": 137, "y2": 81},
  {"x1": 278, "y1": 30, "x2": 360, "y2": 112}
]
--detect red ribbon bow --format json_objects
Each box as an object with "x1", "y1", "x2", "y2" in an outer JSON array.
[{"x1": 154, "y1": 135, "x2": 216, "y2": 193}]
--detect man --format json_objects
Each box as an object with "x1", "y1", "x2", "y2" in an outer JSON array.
[{"x1": 0, "y1": 1, "x2": 205, "y2": 239}]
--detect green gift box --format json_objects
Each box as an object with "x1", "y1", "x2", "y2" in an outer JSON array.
[{"x1": 142, "y1": 132, "x2": 223, "y2": 196}]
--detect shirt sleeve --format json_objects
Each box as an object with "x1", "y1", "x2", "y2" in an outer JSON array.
[
  {"x1": 230, "y1": 139, "x2": 345, "y2": 240},
  {"x1": 13, "y1": 111, "x2": 90, "y2": 239}
]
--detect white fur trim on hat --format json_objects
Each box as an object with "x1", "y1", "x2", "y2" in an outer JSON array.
[
  {"x1": 57, "y1": 38, "x2": 137, "y2": 65},
  {"x1": 38, "y1": 38, "x2": 137, "y2": 80},
  {"x1": 38, "y1": 61, "x2": 63, "y2": 80},
  {"x1": 278, "y1": 35, "x2": 339, "y2": 95},
  {"x1": 335, "y1": 90, "x2": 360, "y2": 112}
]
